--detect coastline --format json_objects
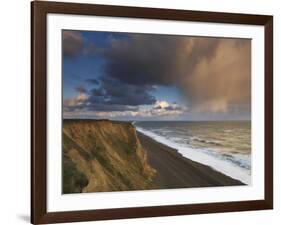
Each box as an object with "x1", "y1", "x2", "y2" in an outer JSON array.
[{"x1": 137, "y1": 131, "x2": 244, "y2": 189}]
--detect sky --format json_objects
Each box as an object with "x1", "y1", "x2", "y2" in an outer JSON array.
[{"x1": 62, "y1": 30, "x2": 251, "y2": 121}]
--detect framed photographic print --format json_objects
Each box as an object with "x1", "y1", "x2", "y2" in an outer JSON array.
[{"x1": 31, "y1": 1, "x2": 273, "y2": 224}]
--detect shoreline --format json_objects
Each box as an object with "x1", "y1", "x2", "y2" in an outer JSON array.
[{"x1": 137, "y1": 131, "x2": 244, "y2": 189}]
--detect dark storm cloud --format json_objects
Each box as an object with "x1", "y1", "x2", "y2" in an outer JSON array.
[
  {"x1": 98, "y1": 34, "x2": 251, "y2": 113},
  {"x1": 86, "y1": 78, "x2": 99, "y2": 85},
  {"x1": 91, "y1": 87, "x2": 105, "y2": 96},
  {"x1": 88, "y1": 77, "x2": 156, "y2": 106},
  {"x1": 102, "y1": 34, "x2": 219, "y2": 86},
  {"x1": 64, "y1": 77, "x2": 156, "y2": 113},
  {"x1": 75, "y1": 85, "x2": 88, "y2": 94},
  {"x1": 62, "y1": 31, "x2": 83, "y2": 58},
  {"x1": 63, "y1": 31, "x2": 251, "y2": 114}
]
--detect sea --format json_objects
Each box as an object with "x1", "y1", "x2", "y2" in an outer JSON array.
[{"x1": 134, "y1": 121, "x2": 251, "y2": 185}]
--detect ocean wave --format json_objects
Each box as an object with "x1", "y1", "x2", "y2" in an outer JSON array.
[
  {"x1": 136, "y1": 126, "x2": 251, "y2": 185},
  {"x1": 191, "y1": 137, "x2": 223, "y2": 146}
]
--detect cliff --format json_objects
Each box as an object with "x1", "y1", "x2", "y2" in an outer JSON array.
[{"x1": 63, "y1": 119, "x2": 156, "y2": 193}]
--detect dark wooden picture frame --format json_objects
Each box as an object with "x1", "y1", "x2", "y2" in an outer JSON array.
[{"x1": 31, "y1": 1, "x2": 273, "y2": 224}]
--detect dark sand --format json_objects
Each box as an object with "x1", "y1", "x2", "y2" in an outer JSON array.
[{"x1": 137, "y1": 132, "x2": 244, "y2": 189}]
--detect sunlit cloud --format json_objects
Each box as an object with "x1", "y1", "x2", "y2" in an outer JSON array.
[{"x1": 63, "y1": 30, "x2": 251, "y2": 120}]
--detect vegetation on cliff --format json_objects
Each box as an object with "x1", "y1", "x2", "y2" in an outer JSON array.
[{"x1": 63, "y1": 119, "x2": 156, "y2": 193}]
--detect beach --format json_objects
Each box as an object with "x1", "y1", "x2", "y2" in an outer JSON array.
[{"x1": 137, "y1": 132, "x2": 244, "y2": 189}]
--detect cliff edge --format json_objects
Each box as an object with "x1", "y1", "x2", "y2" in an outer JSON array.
[{"x1": 63, "y1": 119, "x2": 156, "y2": 193}]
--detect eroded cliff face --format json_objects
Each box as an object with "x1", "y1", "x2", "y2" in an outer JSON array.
[{"x1": 63, "y1": 119, "x2": 156, "y2": 193}]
